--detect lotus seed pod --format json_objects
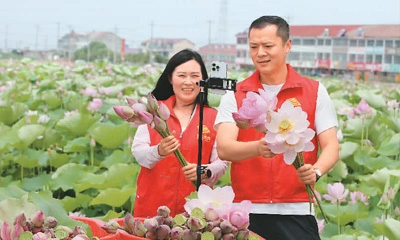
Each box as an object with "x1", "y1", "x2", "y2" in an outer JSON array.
[
  {"x1": 31, "y1": 211, "x2": 45, "y2": 228},
  {"x1": 102, "y1": 220, "x2": 120, "y2": 234},
  {"x1": 170, "y1": 226, "x2": 184, "y2": 240},
  {"x1": 123, "y1": 212, "x2": 135, "y2": 234},
  {"x1": 173, "y1": 214, "x2": 188, "y2": 226},
  {"x1": 14, "y1": 213, "x2": 27, "y2": 227},
  {"x1": 211, "y1": 227, "x2": 222, "y2": 240},
  {"x1": 55, "y1": 226, "x2": 73, "y2": 238},
  {"x1": 144, "y1": 217, "x2": 159, "y2": 233},
  {"x1": 182, "y1": 228, "x2": 197, "y2": 240},
  {"x1": 44, "y1": 216, "x2": 58, "y2": 229},
  {"x1": 156, "y1": 224, "x2": 171, "y2": 240},
  {"x1": 200, "y1": 231, "x2": 215, "y2": 240},
  {"x1": 133, "y1": 219, "x2": 147, "y2": 237},
  {"x1": 157, "y1": 206, "x2": 171, "y2": 218},
  {"x1": 17, "y1": 231, "x2": 34, "y2": 240}
]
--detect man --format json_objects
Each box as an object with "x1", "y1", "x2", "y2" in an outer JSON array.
[{"x1": 214, "y1": 16, "x2": 339, "y2": 239}]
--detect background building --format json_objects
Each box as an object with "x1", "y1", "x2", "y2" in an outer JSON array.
[
  {"x1": 198, "y1": 43, "x2": 236, "y2": 68},
  {"x1": 140, "y1": 38, "x2": 194, "y2": 59}
]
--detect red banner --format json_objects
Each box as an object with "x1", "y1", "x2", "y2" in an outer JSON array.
[{"x1": 316, "y1": 59, "x2": 331, "y2": 68}]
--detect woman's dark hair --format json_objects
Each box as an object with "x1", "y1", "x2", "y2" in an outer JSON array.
[
  {"x1": 151, "y1": 48, "x2": 210, "y2": 106},
  {"x1": 248, "y1": 16, "x2": 290, "y2": 44}
]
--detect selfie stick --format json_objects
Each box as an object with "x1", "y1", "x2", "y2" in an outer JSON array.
[{"x1": 196, "y1": 74, "x2": 236, "y2": 191}]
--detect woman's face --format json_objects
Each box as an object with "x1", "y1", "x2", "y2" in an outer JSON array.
[{"x1": 170, "y1": 59, "x2": 202, "y2": 105}]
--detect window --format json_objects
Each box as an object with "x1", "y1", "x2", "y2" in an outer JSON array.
[
  {"x1": 358, "y1": 40, "x2": 365, "y2": 47},
  {"x1": 394, "y1": 55, "x2": 400, "y2": 64},
  {"x1": 349, "y1": 54, "x2": 356, "y2": 62},
  {"x1": 302, "y1": 52, "x2": 315, "y2": 61},
  {"x1": 384, "y1": 55, "x2": 393, "y2": 64},
  {"x1": 317, "y1": 39, "x2": 324, "y2": 45},
  {"x1": 376, "y1": 40, "x2": 383, "y2": 47},
  {"x1": 350, "y1": 39, "x2": 357, "y2": 47},
  {"x1": 303, "y1": 39, "x2": 316, "y2": 46},
  {"x1": 366, "y1": 54, "x2": 373, "y2": 62},
  {"x1": 374, "y1": 55, "x2": 382, "y2": 63},
  {"x1": 288, "y1": 52, "x2": 300, "y2": 60},
  {"x1": 356, "y1": 54, "x2": 365, "y2": 62},
  {"x1": 317, "y1": 52, "x2": 323, "y2": 59},
  {"x1": 292, "y1": 38, "x2": 301, "y2": 45},
  {"x1": 325, "y1": 39, "x2": 332, "y2": 46},
  {"x1": 367, "y1": 40, "x2": 374, "y2": 46},
  {"x1": 332, "y1": 53, "x2": 347, "y2": 61},
  {"x1": 395, "y1": 40, "x2": 400, "y2": 47},
  {"x1": 385, "y1": 40, "x2": 393, "y2": 48},
  {"x1": 333, "y1": 38, "x2": 348, "y2": 46},
  {"x1": 325, "y1": 53, "x2": 331, "y2": 60}
]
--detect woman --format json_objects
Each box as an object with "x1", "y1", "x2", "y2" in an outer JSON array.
[{"x1": 131, "y1": 49, "x2": 228, "y2": 218}]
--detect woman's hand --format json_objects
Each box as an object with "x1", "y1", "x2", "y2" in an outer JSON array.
[
  {"x1": 158, "y1": 135, "x2": 180, "y2": 157},
  {"x1": 182, "y1": 163, "x2": 197, "y2": 182},
  {"x1": 258, "y1": 138, "x2": 275, "y2": 158}
]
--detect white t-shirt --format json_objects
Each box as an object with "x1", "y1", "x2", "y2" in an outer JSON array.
[{"x1": 214, "y1": 82, "x2": 338, "y2": 215}]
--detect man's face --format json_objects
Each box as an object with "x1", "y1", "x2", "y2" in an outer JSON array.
[{"x1": 248, "y1": 25, "x2": 291, "y2": 77}]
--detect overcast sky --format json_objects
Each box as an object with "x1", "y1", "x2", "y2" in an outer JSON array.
[{"x1": 1, "y1": 0, "x2": 399, "y2": 50}]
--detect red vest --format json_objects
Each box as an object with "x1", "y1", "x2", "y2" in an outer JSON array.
[
  {"x1": 231, "y1": 64, "x2": 319, "y2": 203},
  {"x1": 133, "y1": 96, "x2": 217, "y2": 217}
]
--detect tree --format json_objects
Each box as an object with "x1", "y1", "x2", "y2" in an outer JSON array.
[{"x1": 73, "y1": 41, "x2": 113, "y2": 62}]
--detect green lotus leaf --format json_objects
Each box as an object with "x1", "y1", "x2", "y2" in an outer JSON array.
[
  {"x1": 61, "y1": 192, "x2": 93, "y2": 213},
  {"x1": 0, "y1": 102, "x2": 28, "y2": 126},
  {"x1": 0, "y1": 185, "x2": 28, "y2": 202},
  {"x1": 101, "y1": 149, "x2": 134, "y2": 168},
  {"x1": 0, "y1": 128, "x2": 22, "y2": 150},
  {"x1": 63, "y1": 137, "x2": 90, "y2": 153},
  {"x1": 0, "y1": 196, "x2": 40, "y2": 222},
  {"x1": 42, "y1": 90, "x2": 63, "y2": 109},
  {"x1": 356, "y1": 89, "x2": 387, "y2": 109},
  {"x1": 56, "y1": 112, "x2": 100, "y2": 137},
  {"x1": 339, "y1": 141, "x2": 359, "y2": 160},
  {"x1": 90, "y1": 187, "x2": 136, "y2": 207},
  {"x1": 21, "y1": 173, "x2": 52, "y2": 192},
  {"x1": 18, "y1": 124, "x2": 46, "y2": 148},
  {"x1": 16, "y1": 148, "x2": 49, "y2": 168},
  {"x1": 50, "y1": 163, "x2": 91, "y2": 191},
  {"x1": 373, "y1": 218, "x2": 400, "y2": 240},
  {"x1": 89, "y1": 121, "x2": 130, "y2": 149}
]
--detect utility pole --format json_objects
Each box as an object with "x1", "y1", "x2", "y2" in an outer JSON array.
[
  {"x1": 56, "y1": 22, "x2": 60, "y2": 51},
  {"x1": 35, "y1": 25, "x2": 39, "y2": 50},
  {"x1": 208, "y1": 20, "x2": 212, "y2": 45},
  {"x1": 4, "y1": 25, "x2": 8, "y2": 52},
  {"x1": 149, "y1": 21, "x2": 154, "y2": 64}
]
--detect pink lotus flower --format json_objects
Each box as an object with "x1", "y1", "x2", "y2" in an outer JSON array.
[
  {"x1": 233, "y1": 88, "x2": 277, "y2": 132},
  {"x1": 349, "y1": 191, "x2": 369, "y2": 205},
  {"x1": 353, "y1": 98, "x2": 371, "y2": 116},
  {"x1": 87, "y1": 98, "x2": 103, "y2": 112},
  {"x1": 227, "y1": 200, "x2": 252, "y2": 230},
  {"x1": 322, "y1": 182, "x2": 349, "y2": 204},
  {"x1": 264, "y1": 100, "x2": 315, "y2": 164},
  {"x1": 80, "y1": 87, "x2": 97, "y2": 97},
  {"x1": 316, "y1": 218, "x2": 325, "y2": 234}
]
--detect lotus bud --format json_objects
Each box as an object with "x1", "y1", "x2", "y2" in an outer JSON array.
[
  {"x1": 394, "y1": 206, "x2": 400, "y2": 216},
  {"x1": 1, "y1": 221, "x2": 11, "y2": 240},
  {"x1": 10, "y1": 223, "x2": 23, "y2": 240},
  {"x1": 222, "y1": 233, "x2": 235, "y2": 240},
  {"x1": 14, "y1": 213, "x2": 27, "y2": 227},
  {"x1": 126, "y1": 97, "x2": 137, "y2": 106},
  {"x1": 102, "y1": 220, "x2": 120, "y2": 234},
  {"x1": 137, "y1": 111, "x2": 154, "y2": 125},
  {"x1": 388, "y1": 187, "x2": 395, "y2": 201},
  {"x1": 33, "y1": 232, "x2": 47, "y2": 240},
  {"x1": 71, "y1": 234, "x2": 90, "y2": 240},
  {"x1": 31, "y1": 211, "x2": 45, "y2": 228},
  {"x1": 187, "y1": 217, "x2": 204, "y2": 232},
  {"x1": 133, "y1": 219, "x2": 147, "y2": 237},
  {"x1": 144, "y1": 217, "x2": 159, "y2": 233},
  {"x1": 123, "y1": 213, "x2": 135, "y2": 234},
  {"x1": 156, "y1": 224, "x2": 171, "y2": 240},
  {"x1": 146, "y1": 93, "x2": 159, "y2": 114},
  {"x1": 153, "y1": 116, "x2": 167, "y2": 134},
  {"x1": 163, "y1": 216, "x2": 174, "y2": 227},
  {"x1": 45, "y1": 228, "x2": 56, "y2": 238},
  {"x1": 170, "y1": 226, "x2": 184, "y2": 240},
  {"x1": 32, "y1": 226, "x2": 44, "y2": 234},
  {"x1": 146, "y1": 230, "x2": 157, "y2": 240},
  {"x1": 157, "y1": 102, "x2": 170, "y2": 120},
  {"x1": 211, "y1": 226, "x2": 222, "y2": 239},
  {"x1": 205, "y1": 221, "x2": 215, "y2": 232},
  {"x1": 220, "y1": 220, "x2": 234, "y2": 234},
  {"x1": 154, "y1": 215, "x2": 165, "y2": 225},
  {"x1": 72, "y1": 225, "x2": 87, "y2": 236},
  {"x1": 113, "y1": 106, "x2": 135, "y2": 119},
  {"x1": 44, "y1": 216, "x2": 58, "y2": 229},
  {"x1": 236, "y1": 229, "x2": 250, "y2": 240},
  {"x1": 381, "y1": 192, "x2": 389, "y2": 205},
  {"x1": 157, "y1": 206, "x2": 171, "y2": 218},
  {"x1": 204, "y1": 207, "x2": 219, "y2": 222},
  {"x1": 182, "y1": 228, "x2": 197, "y2": 240}
]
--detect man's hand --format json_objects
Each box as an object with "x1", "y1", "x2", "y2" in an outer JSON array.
[{"x1": 297, "y1": 164, "x2": 317, "y2": 185}]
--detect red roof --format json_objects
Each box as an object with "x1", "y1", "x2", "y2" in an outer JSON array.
[
  {"x1": 346, "y1": 25, "x2": 400, "y2": 38},
  {"x1": 289, "y1": 25, "x2": 363, "y2": 37}
]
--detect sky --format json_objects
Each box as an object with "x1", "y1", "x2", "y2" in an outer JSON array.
[{"x1": 0, "y1": 0, "x2": 399, "y2": 51}]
